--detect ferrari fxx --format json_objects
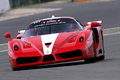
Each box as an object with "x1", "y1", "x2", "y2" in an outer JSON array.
[{"x1": 5, "y1": 16, "x2": 105, "y2": 70}]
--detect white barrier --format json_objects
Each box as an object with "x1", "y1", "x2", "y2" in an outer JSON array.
[{"x1": 0, "y1": 0, "x2": 10, "y2": 13}]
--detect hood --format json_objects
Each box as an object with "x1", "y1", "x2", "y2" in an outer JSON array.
[{"x1": 22, "y1": 32, "x2": 78, "y2": 55}]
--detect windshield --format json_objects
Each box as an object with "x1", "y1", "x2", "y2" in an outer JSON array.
[{"x1": 22, "y1": 18, "x2": 83, "y2": 38}]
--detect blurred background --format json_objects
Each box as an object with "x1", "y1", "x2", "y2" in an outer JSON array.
[
  {"x1": 0, "y1": 0, "x2": 74, "y2": 14},
  {"x1": 9, "y1": 0, "x2": 58, "y2": 8},
  {"x1": 1, "y1": 0, "x2": 120, "y2": 43}
]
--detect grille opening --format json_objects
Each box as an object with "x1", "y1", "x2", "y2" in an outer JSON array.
[
  {"x1": 43, "y1": 55, "x2": 55, "y2": 62},
  {"x1": 45, "y1": 43, "x2": 51, "y2": 45},
  {"x1": 45, "y1": 43, "x2": 51, "y2": 48},
  {"x1": 59, "y1": 50, "x2": 82, "y2": 59},
  {"x1": 17, "y1": 57, "x2": 39, "y2": 64}
]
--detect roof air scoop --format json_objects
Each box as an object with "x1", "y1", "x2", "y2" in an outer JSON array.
[{"x1": 52, "y1": 15, "x2": 55, "y2": 18}]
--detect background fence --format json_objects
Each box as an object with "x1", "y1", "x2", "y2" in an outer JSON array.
[{"x1": 9, "y1": 0, "x2": 56, "y2": 8}]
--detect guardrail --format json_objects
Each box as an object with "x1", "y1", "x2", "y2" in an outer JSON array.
[{"x1": 9, "y1": 0, "x2": 56, "y2": 8}]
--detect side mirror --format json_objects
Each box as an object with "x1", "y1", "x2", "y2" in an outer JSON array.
[
  {"x1": 91, "y1": 22, "x2": 101, "y2": 27},
  {"x1": 5, "y1": 32, "x2": 13, "y2": 40}
]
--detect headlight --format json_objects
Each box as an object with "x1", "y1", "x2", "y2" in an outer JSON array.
[
  {"x1": 14, "y1": 45, "x2": 19, "y2": 51},
  {"x1": 79, "y1": 37, "x2": 84, "y2": 42}
]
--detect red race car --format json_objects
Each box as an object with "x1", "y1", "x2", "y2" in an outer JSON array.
[{"x1": 5, "y1": 16, "x2": 105, "y2": 70}]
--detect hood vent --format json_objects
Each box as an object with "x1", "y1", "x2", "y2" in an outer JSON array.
[{"x1": 45, "y1": 42, "x2": 52, "y2": 48}]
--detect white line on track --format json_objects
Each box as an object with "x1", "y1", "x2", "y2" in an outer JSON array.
[
  {"x1": 0, "y1": 50, "x2": 8, "y2": 53},
  {"x1": 103, "y1": 32, "x2": 120, "y2": 36},
  {"x1": 103, "y1": 27, "x2": 120, "y2": 36}
]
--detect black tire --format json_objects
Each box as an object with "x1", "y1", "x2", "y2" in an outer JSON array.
[
  {"x1": 12, "y1": 68, "x2": 18, "y2": 71},
  {"x1": 85, "y1": 33, "x2": 96, "y2": 63},
  {"x1": 98, "y1": 55, "x2": 105, "y2": 61}
]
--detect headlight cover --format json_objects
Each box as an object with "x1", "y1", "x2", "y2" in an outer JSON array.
[
  {"x1": 79, "y1": 37, "x2": 84, "y2": 42},
  {"x1": 14, "y1": 45, "x2": 19, "y2": 51}
]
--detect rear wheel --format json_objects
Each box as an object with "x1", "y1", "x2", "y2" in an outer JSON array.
[
  {"x1": 98, "y1": 32, "x2": 105, "y2": 60},
  {"x1": 85, "y1": 33, "x2": 96, "y2": 63}
]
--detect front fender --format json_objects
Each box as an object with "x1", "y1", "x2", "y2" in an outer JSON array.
[{"x1": 8, "y1": 39, "x2": 22, "y2": 55}]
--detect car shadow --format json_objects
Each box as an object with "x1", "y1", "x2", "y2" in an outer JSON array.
[
  {"x1": 13, "y1": 60, "x2": 86, "y2": 71},
  {"x1": 14, "y1": 58, "x2": 105, "y2": 71}
]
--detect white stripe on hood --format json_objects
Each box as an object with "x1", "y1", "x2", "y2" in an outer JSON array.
[{"x1": 41, "y1": 33, "x2": 59, "y2": 55}]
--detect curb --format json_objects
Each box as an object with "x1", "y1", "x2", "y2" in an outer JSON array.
[
  {"x1": 0, "y1": 43, "x2": 8, "y2": 51},
  {"x1": 0, "y1": 8, "x2": 62, "y2": 22}
]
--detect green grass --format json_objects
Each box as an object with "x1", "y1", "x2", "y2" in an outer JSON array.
[{"x1": 12, "y1": 0, "x2": 71, "y2": 10}]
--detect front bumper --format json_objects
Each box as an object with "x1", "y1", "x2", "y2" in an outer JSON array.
[{"x1": 9, "y1": 42, "x2": 94, "y2": 69}]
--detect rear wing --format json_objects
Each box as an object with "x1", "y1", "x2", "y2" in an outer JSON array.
[
  {"x1": 87, "y1": 20, "x2": 103, "y2": 31},
  {"x1": 87, "y1": 21, "x2": 102, "y2": 25}
]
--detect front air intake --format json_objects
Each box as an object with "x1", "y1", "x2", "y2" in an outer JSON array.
[
  {"x1": 59, "y1": 50, "x2": 82, "y2": 59},
  {"x1": 43, "y1": 55, "x2": 55, "y2": 62},
  {"x1": 17, "y1": 57, "x2": 39, "y2": 64}
]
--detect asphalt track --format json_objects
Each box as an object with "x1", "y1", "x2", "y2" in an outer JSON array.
[
  {"x1": 0, "y1": 34, "x2": 120, "y2": 80},
  {"x1": 0, "y1": 0, "x2": 120, "y2": 80}
]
